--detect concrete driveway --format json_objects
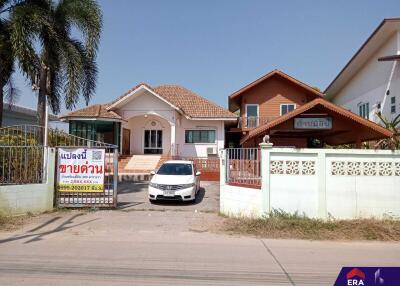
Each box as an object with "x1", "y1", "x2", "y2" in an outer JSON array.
[
  {"x1": 0, "y1": 210, "x2": 399, "y2": 286},
  {"x1": 117, "y1": 181, "x2": 220, "y2": 212}
]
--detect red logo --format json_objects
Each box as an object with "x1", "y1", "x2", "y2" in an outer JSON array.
[
  {"x1": 347, "y1": 268, "x2": 365, "y2": 280},
  {"x1": 346, "y1": 268, "x2": 365, "y2": 285}
]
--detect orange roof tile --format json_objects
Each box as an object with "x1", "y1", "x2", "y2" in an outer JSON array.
[
  {"x1": 240, "y1": 98, "x2": 393, "y2": 145},
  {"x1": 59, "y1": 104, "x2": 123, "y2": 121}
]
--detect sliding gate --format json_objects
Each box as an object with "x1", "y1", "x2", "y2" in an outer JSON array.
[{"x1": 56, "y1": 146, "x2": 118, "y2": 208}]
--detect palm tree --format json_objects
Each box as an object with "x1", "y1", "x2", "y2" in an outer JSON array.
[
  {"x1": 375, "y1": 112, "x2": 400, "y2": 150},
  {"x1": 10, "y1": 0, "x2": 102, "y2": 132},
  {"x1": 0, "y1": 0, "x2": 27, "y2": 127}
]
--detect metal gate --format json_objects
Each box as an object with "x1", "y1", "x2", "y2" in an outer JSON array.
[
  {"x1": 56, "y1": 146, "x2": 118, "y2": 208},
  {"x1": 0, "y1": 125, "x2": 119, "y2": 208}
]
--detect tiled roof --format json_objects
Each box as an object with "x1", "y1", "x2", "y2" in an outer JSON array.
[
  {"x1": 59, "y1": 104, "x2": 123, "y2": 121},
  {"x1": 153, "y1": 85, "x2": 237, "y2": 118},
  {"x1": 230, "y1": 69, "x2": 324, "y2": 101},
  {"x1": 241, "y1": 98, "x2": 393, "y2": 144},
  {"x1": 60, "y1": 83, "x2": 236, "y2": 121}
]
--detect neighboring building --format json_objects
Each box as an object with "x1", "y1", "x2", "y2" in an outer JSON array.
[
  {"x1": 60, "y1": 83, "x2": 237, "y2": 157},
  {"x1": 227, "y1": 69, "x2": 392, "y2": 148},
  {"x1": 325, "y1": 18, "x2": 400, "y2": 123},
  {"x1": 2, "y1": 103, "x2": 59, "y2": 127}
]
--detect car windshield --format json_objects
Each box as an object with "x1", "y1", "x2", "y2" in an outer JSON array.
[{"x1": 157, "y1": 163, "x2": 193, "y2": 175}]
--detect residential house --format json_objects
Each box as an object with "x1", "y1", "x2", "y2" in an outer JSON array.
[
  {"x1": 227, "y1": 69, "x2": 392, "y2": 148},
  {"x1": 60, "y1": 83, "x2": 237, "y2": 158},
  {"x1": 2, "y1": 103, "x2": 60, "y2": 127},
  {"x1": 325, "y1": 18, "x2": 400, "y2": 123}
]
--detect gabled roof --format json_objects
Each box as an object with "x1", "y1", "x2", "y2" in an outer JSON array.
[
  {"x1": 59, "y1": 104, "x2": 124, "y2": 121},
  {"x1": 153, "y1": 85, "x2": 236, "y2": 119},
  {"x1": 108, "y1": 83, "x2": 237, "y2": 119},
  {"x1": 229, "y1": 69, "x2": 324, "y2": 110},
  {"x1": 240, "y1": 98, "x2": 393, "y2": 145},
  {"x1": 325, "y1": 18, "x2": 400, "y2": 98},
  {"x1": 60, "y1": 83, "x2": 237, "y2": 121}
]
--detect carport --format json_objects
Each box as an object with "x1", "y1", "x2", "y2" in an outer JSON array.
[{"x1": 241, "y1": 98, "x2": 393, "y2": 148}]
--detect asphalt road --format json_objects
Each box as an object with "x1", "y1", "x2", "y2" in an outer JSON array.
[{"x1": 0, "y1": 210, "x2": 399, "y2": 286}]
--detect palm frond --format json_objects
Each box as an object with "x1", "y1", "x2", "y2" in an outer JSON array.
[{"x1": 56, "y1": 0, "x2": 102, "y2": 59}]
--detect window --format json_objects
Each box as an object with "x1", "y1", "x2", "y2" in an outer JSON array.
[
  {"x1": 280, "y1": 104, "x2": 295, "y2": 115},
  {"x1": 245, "y1": 104, "x2": 259, "y2": 127},
  {"x1": 185, "y1": 130, "x2": 215, "y2": 143},
  {"x1": 157, "y1": 163, "x2": 193, "y2": 175},
  {"x1": 358, "y1": 102, "x2": 369, "y2": 119},
  {"x1": 391, "y1": 97, "x2": 396, "y2": 114}
]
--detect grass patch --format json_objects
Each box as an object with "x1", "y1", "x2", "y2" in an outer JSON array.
[
  {"x1": 0, "y1": 213, "x2": 33, "y2": 231},
  {"x1": 222, "y1": 210, "x2": 400, "y2": 241}
]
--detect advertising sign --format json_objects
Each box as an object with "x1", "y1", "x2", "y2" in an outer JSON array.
[
  {"x1": 334, "y1": 266, "x2": 400, "y2": 286},
  {"x1": 57, "y1": 148, "x2": 105, "y2": 193},
  {"x1": 294, "y1": 117, "x2": 332, "y2": 129}
]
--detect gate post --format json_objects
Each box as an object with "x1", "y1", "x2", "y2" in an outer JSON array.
[
  {"x1": 113, "y1": 147, "x2": 118, "y2": 207},
  {"x1": 260, "y1": 142, "x2": 273, "y2": 216}
]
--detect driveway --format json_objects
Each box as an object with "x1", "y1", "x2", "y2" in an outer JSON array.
[
  {"x1": 0, "y1": 210, "x2": 399, "y2": 286},
  {"x1": 117, "y1": 180, "x2": 220, "y2": 212}
]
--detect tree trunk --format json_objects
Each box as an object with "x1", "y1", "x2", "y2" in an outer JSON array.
[
  {"x1": 37, "y1": 65, "x2": 48, "y2": 144},
  {"x1": 0, "y1": 86, "x2": 3, "y2": 127}
]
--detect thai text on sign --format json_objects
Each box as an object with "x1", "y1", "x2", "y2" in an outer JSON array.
[
  {"x1": 294, "y1": 117, "x2": 332, "y2": 129},
  {"x1": 57, "y1": 148, "x2": 105, "y2": 193}
]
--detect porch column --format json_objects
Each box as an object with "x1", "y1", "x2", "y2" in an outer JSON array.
[{"x1": 170, "y1": 123, "x2": 176, "y2": 156}]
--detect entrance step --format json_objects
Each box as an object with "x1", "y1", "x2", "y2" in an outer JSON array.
[
  {"x1": 119, "y1": 155, "x2": 161, "y2": 172},
  {"x1": 118, "y1": 173, "x2": 151, "y2": 182}
]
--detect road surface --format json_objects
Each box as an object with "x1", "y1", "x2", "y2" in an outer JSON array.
[{"x1": 0, "y1": 210, "x2": 399, "y2": 285}]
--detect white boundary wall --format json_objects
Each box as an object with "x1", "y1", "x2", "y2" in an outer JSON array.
[
  {"x1": 0, "y1": 148, "x2": 55, "y2": 216},
  {"x1": 220, "y1": 146, "x2": 400, "y2": 219}
]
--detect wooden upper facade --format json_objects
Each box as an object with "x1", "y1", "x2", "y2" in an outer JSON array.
[
  {"x1": 228, "y1": 70, "x2": 323, "y2": 131},
  {"x1": 227, "y1": 69, "x2": 392, "y2": 148}
]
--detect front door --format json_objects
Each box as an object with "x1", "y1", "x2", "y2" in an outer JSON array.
[
  {"x1": 122, "y1": 128, "x2": 130, "y2": 155},
  {"x1": 144, "y1": 130, "x2": 163, "y2": 154}
]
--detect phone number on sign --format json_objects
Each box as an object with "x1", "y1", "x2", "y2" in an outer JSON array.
[{"x1": 58, "y1": 184, "x2": 104, "y2": 192}]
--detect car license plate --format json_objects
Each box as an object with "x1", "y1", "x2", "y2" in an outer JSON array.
[{"x1": 164, "y1": 190, "x2": 175, "y2": 196}]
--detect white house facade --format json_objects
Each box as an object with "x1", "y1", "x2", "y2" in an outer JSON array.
[
  {"x1": 60, "y1": 83, "x2": 236, "y2": 158},
  {"x1": 325, "y1": 18, "x2": 400, "y2": 123}
]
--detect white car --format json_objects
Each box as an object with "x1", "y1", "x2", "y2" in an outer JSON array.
[{"x1": 148, "y1": 160, "x2": 201, "y2": 202}]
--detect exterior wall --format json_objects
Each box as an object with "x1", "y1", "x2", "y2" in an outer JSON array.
[
  {"x1": 239, "y1": 76, "x2": 315, "y2": 118},
  {"x1": 332, "y1": 32, "x2": 400, "y2": 122},
  {"x1": 117, "y1": 89, "x2": 226, "y2": 157},
  {"x1": 220, "y1": 147, "x2": 400, "y2": 219},
  {"x1": 2, "y1": 110, "x2": 38, "y2": 126},
  {"x1": 122, "y1": 114, "x2": 171, "y2": 155},
  {"x1": 116, "y1": 91, "x2": 176, "y2": 124},
  {"x1": 176, "y1": 117, "x2": 225, "y2": 157},
  {"x1": 0, "y1": 148, "x2": 55, "y2": 216}
]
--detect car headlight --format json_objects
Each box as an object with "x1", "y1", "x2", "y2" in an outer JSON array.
[
  {"x1": 181, "y1": 183, "x2": 195, "y2": 188},
  {"x1": 149, "y1": 182, "x2": 160, "y2": 189}
]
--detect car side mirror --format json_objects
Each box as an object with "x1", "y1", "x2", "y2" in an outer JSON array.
[
  {"x1": 150, "y1": 171, "x2": 156, "y2": 176},
  {"x1": 196, "y1": 171, "x2": 201, "y2": 176}
]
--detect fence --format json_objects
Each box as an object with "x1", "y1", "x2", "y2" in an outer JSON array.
[
  {"x1": 220, "y1": 144, "x2": 400, "y2": 219},
  {"x1": 225, "y1": 148, "x2": 261, "y2": 188},
  {"x1": 0, "y1": 125, "x2": 117, "y2": 186},
  {"x1": 0, "y1": 125, "x2": 114, "y2": 147},
  {"x1": 0, "y1": 146, "x2": 44, "y2": 185}
]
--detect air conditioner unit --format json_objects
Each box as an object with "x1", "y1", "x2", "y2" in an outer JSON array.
[{"x1": 207, "y1": 147, "x2": 217, "y2": 155}]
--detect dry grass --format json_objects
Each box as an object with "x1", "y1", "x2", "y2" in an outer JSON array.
[
  {"x1": 222, "y1": 210, "x2": 400, "y2": 241},
  {"x1": 0, "y1": 213, "x2": 34, "y2": 231}
]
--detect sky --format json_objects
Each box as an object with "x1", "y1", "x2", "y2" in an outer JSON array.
[{"x1": 13, "y1": 0, "x2": 400, "y2": 114}]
